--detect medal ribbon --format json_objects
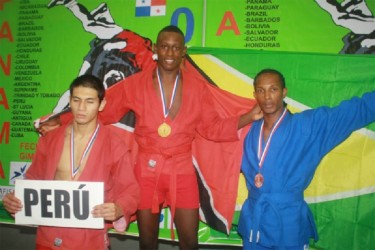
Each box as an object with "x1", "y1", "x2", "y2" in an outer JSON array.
[
  {"x1": 70, "y1": 123, "x2": 100, "y2": 177},
  {"x1": 257, "y1": 108, "x2": 287, "y2": 169},
  {"x1": 156, "y1": 68, "x2": 179, "y2": 118}
]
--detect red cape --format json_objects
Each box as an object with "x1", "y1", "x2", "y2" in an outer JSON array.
[{"x1": 186, "y1": 56, "x2": 255, "y2": 233}]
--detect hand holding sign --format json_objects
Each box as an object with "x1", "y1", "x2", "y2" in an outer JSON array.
[
  {"x1": 14, "y1": 179, "x2": 104, "y2": 229},
  {"x1": 2, "y1": 191, "x2": 23, "y2": 216},
  {"x1": 92, "y1": 202, "x2": 123, "y2": 222}
]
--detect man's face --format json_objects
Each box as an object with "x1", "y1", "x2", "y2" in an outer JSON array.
[
  {"x1": 154, "y1": 31, "x2": 187, "y2": 72},
  {"x1": 69, "y1": 86, "x2": 105, "y2": 125},
  {"x1": 253, "y1": 73, "x2": 287, "y2": 115}
]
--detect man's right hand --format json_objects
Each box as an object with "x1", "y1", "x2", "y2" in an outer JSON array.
[{"x1": 2, "y1": 191, "x2": 22, "y2": 216}]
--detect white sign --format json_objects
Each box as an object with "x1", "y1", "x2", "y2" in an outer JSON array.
[{"x1": 15, "y1": 179, "x2": 104, "y2": 229}]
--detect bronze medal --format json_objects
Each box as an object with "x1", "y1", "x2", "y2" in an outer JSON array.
[
  {"x1": 256, "y1": 109, "x2": 287, "y2": 189},
  {"x1": 254, "y1": 173, "x2": 264, "y2": 188},
  {"x1": 158, "y1": 122, "x2": 171, "y2": 137}
]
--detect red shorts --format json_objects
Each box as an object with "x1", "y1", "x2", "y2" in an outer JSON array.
[
  {"x1": 138, "y1": 173, "x2": 199, "y2": 210},
  {"x1": 36, "y1": 244, "x2": 52, "y2": 250}
]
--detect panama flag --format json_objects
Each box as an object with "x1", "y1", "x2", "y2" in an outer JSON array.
[{"x1": 135, "y1": 0, "x2": 166, "y2": 17}]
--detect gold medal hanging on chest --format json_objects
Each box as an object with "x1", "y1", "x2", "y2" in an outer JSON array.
[
  {"x1": 158, "y1": 122, "x2": 171, "y2": 137},
  {"x1": 156, "y1": 68, "x2": 179, "y2": 138}
]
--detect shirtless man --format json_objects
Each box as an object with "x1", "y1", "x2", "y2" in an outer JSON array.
[{"x1": 2, "y1": 75, "x2": 139, "y2": 249}]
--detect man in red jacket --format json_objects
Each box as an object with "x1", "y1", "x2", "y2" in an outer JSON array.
[{"x1": 3, "y1": 75, "x2": 139, "y2": 250}]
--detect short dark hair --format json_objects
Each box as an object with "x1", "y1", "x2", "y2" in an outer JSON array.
[
  {"x1": 69, "y1": 75, "x2": 105, "y2": 101},
  {"x1": 253, "y1": 68, "x2": 286, "y2": 89},
  {"x1": 156, "y1": 25, "x2": 185, "y2": 44}
]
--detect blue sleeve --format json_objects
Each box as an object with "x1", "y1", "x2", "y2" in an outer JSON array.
[{"x1": 308, "y1": 91, "x2": 375, "y2": 155}]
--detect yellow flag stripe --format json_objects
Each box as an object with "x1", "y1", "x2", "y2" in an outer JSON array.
[{"x1": 189, "y1": 54, "x2": 375, "y2": 204}]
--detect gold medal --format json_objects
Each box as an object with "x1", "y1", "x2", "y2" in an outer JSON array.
[
  {"x1": 254, "y1": 173, "x2": 264, "y2": 188},
  {"x1": 158, "y1": 122, "x2": 171, "y2": 137},
  {"x1": 156, "y1": 68, "x2": 179, "y2": 138}
]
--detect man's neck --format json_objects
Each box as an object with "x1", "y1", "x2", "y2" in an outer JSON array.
[
  {"x1": 72, "y1": 121, "x2": 98, "y2": 138},
  {"x1": 263, "y1": 109, "x2": 285, "y2": 129},
  {"x1": 157, "y1": 66, "x2": 180, "y2": 82}
]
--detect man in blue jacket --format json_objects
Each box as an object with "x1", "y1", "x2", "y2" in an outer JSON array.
[{"x1": 238, "y1": 68, "x2": 375, "y2": 249}]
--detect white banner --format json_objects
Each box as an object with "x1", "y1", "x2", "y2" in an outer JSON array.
[{"x1": 15, "y1": 180, "x2": 104, "y2": 229}]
